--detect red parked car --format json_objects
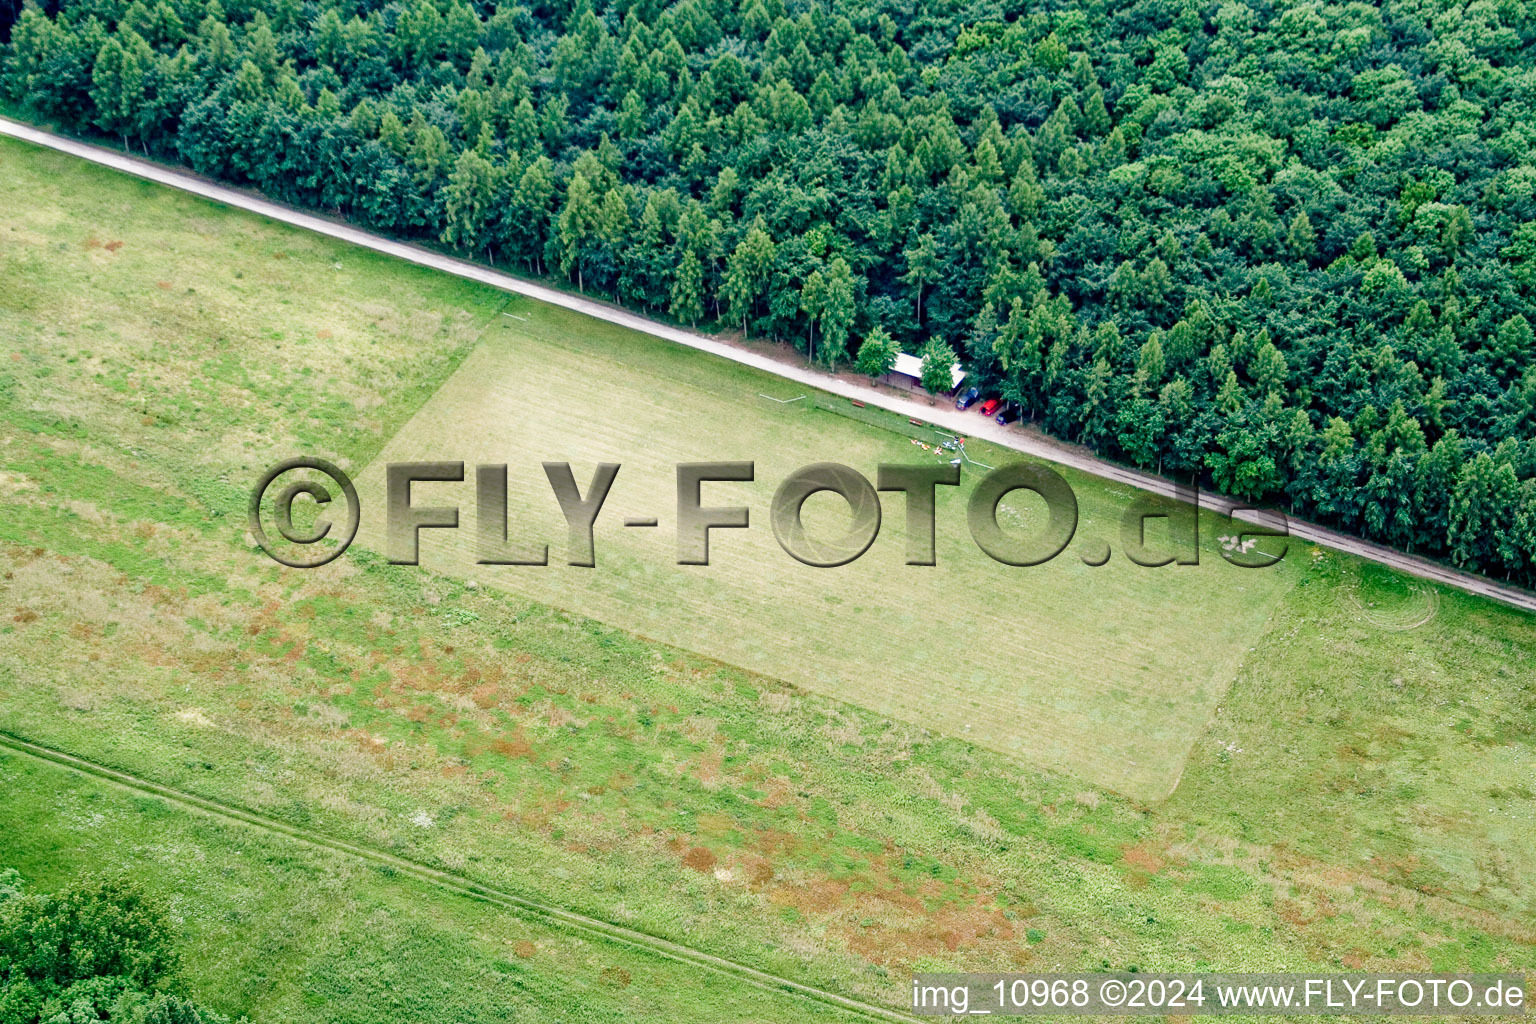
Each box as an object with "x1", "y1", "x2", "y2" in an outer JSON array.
[{"x1": 978, "y1": 398, "x2": 1001, "y2": 417}]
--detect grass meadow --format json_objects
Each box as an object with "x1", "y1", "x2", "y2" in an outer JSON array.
[
  {"x1": 1, "y1": 136, "x2": 1532, "y2": 1018},
  {"x1": 0, "y1": 750, "x2": 864, "y2": 1024},
  {"x1": 352, "y1": 303, "x2": 1300, "y2": 799}
]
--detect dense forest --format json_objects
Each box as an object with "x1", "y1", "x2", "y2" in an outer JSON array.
[{"x1": 4, "y1": 0, "x2": 1536, "y2": 583}]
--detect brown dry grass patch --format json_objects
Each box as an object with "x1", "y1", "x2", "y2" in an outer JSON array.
[
  {"x1": 681, "y1": 846, "x2": 717, "y2": 873},
  {"x1": 1121, "y1": 843, "x2": 1165, "y2": 874},
  {"x1": 491, "y1": 729, "x2": 534, "y2": 759}
]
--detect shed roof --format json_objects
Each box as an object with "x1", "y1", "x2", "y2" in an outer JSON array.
[{"x1": 892, "y1": 352, "x2": 965, "y2": 389}]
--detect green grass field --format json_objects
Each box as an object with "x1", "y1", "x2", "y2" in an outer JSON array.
[
  {"x1": 353, "y1": 301, "x2": 1300, "y2": 799},
  {"x1": 1, "y1": 136, "x2": 1532, "y2": 1019},
  {"x1": 0, "y1": 750, "x2": 867, "y2": 1024}
]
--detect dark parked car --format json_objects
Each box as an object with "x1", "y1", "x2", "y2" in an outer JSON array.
[
  {"x1": 995, "y1": 405, "x2": 1020, "y2": 425},
  {"x1": 954, "y1": 386, "x2": 980, "y2": 410},
  {"x1": 978, "y1": 398, "x2": 1001, "y2": 417}
]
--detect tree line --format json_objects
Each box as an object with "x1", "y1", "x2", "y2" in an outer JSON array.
[{"x1": 5, "y1": 0, "x2": 1536, "y2": 583}]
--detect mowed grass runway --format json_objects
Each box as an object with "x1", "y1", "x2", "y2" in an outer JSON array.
[{"x1": 354, "y1": 311, "x2": 1299, "y2": 798}]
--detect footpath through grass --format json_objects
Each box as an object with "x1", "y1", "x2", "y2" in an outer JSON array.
[{"x1": 1, "y1": 137, "x2": 1532, "y2": 1018}]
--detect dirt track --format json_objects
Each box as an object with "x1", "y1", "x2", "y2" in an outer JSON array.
[{"x1": 4, "y1": 115, "x2": 1532, "y2": 616}]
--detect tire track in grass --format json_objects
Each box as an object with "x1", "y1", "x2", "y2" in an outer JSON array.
[{"x1": 0, "y1": 730, "x2": 920, "y2": 1024}]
